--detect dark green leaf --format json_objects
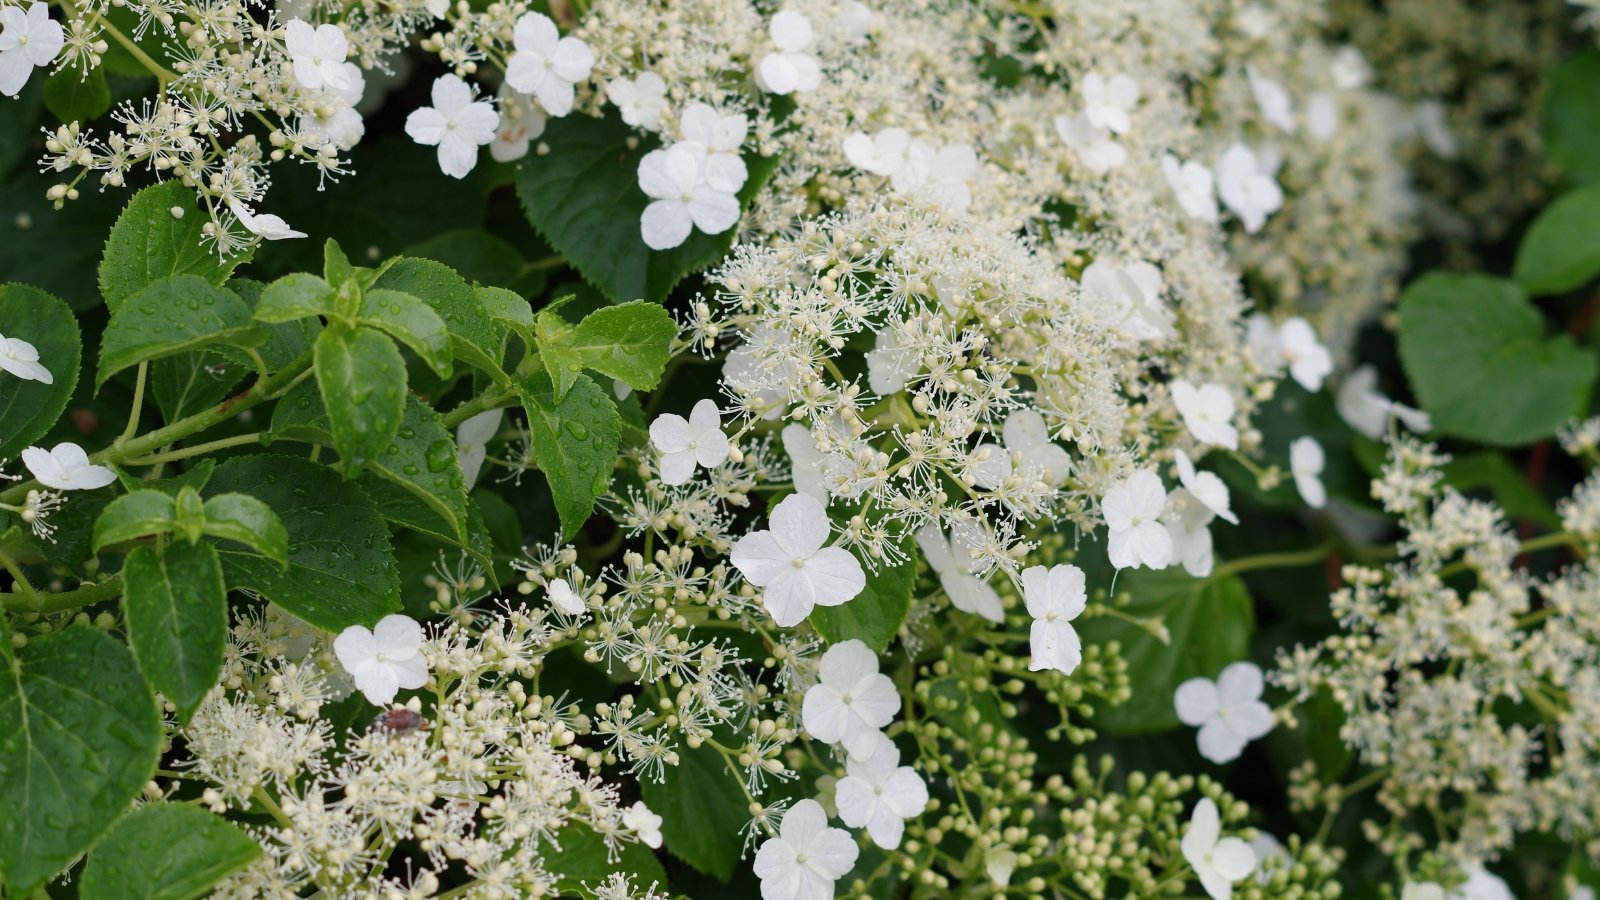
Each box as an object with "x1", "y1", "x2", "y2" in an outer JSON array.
[
  {"x1": 1514, "y1": 183, "x2": 1600, "y2": 295},
  {"x1": 0, "y1": 283, "x2": 80, "y2": 460},
  {"x1": 314, "y1": 327, "x2": 407, "y2": 475},
  {"x1": 0, "y1": 165, "x2": 122, "y2": 309},
  {"x1": 546, "y1": 822, "x2": 668, "y2": 894},
  {"x1": 539, "y1": 300, "x2": 677, "y2": 394},
  {"x1": 123, "y1": 541, "x2": 228, "y2": 721},
  {"x1": 80, "y1": 803, "x2": 260, "y2": 900},
  {"x1": 1544, "y1": 49, "x2": 1600, "y2": 185},
  {"x1": 0, "y1": 625, "x2": 162, "y2": 894},
  {"x1": 92, "y1": 490, "x2": 177, "y2": 551},
  {"x1": 98, "y1": 276, "x2": 263, "y2": 389},
  {"x1": 639, "y1": 741, "x2": 747, "y2": 881},
  {"x1": 206, "y1": 455, "x2": 401, "y2": 631},
  {"x1": 99, "y1": 181, "x2": 251, "y2": 311},
  {"x1": 358, "y1": 288, "x2": 453, "y2": 378},
  {"x1": 1398, "y1": 273, "x2": 1597, "y2": 446},
  {"x1": 202, "y1": 493, "x2": 290, "y2": 567},
  {"x1": 44, "y1": 67, "x2": 111, "y2": 124},
  {"x1": 371, "y1": 258, "x2": 503, "y2": 375},
  {"x1": 811, "y1": 534, "x2": 915, "y2": 652},
  {"x1": 149, "y1": 351, "x2": 247, "y2": 425},
  {"x1": 518, "y1": 371, "x2": 621, "y2": 540}
]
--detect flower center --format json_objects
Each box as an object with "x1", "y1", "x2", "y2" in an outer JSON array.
[
  {"x1": 791, "y1": 557, "x2": 807, "y2": 568},
  {"x1": 376, "y1": 652, "x2": 389, "y2": 663}
]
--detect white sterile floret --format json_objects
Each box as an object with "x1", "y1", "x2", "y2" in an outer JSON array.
[
  {"x1": 1215, "y1": 143, "x2": 1283, "y2": 234},
  {"x1": 1249, "y1": 833, "x2": 1287, "y2": 885},
  {"x1": 454, "y1": 409, "x2": 502, "y2": 488},
  {"x1": 752, "y1": 798, "x2": 859, "y2": 900},
  {"x1": 842, "y1": 127, "x2": 910, "y2": 177},
  {"x1": 1055, "y1": 113, "x2": 1125, "y2": 174},
  {"x1": 1021, "y1": 563, "x2": 1087, "y2": 675},
  {"x1": 1331, "y1": 45, "x2": 1372, "y2": 90},
  {"x1": 782, "y1": 423, "x2": 828, "y2": 503},
  {"x1": 916, "y1": 521, "x2": 1003, "y2": 622},
  {"x1": 1336, "y1": 365, "x2": 1431, "y2": 439},
  {"x1": 547, "y1": 577, "x2": 585, "y2": 615},
  {"x1": 283, "y1": 19, "x2": 351, "y2": 93},
  {"x1": 1246, "y1": 66, "x2": 1295, "y2": 134},
  {"x1": 1079, "y1": 72, "x2": 1139, "y2": 134},
  {"x1": 1162, "y1": 155, "x2": 1219, "y2": 223},
  {"x1": 0, "y1": 2, "x2": 62, "y2": 98},
  {"x1": 865, "y1": 326, "x2": 917, "y2": 395},
  {"x1": 333, "y1": 614, "x2": 430, "y2": 706},
  {"x1": 649, "y1": 398, "x2": 731, "y2": 485},
  {"x1": 1164, "y1": 488, "x2": 1217, "y2": 577},
  {"x1": 227, "y1": 199, "x2": 306, "y2": 241},
  {"x1": 1102, "y1": 469, "x2": 1172, "y2": 570},
  {"x1": 800, "y1": 639, "x2": 898, "y2": 756},
  {"x1": 891, "y1": 140, "x2": 977, "y2": 212},
  {"x1": 1001, "y1": 409, "x2": 1072, "y2": 486},
  {"x1": 835, "y1": 740, "x2": 928, "y2": 849},
  {"x1": 678, "y1": 102, "x2": 749, "y2": 193},
  {"x1": 756, "y1": 9, "x2": 821, "y2": 96},
  {"x1": 1181, "y1": 798, "x2": 1257, "y2": 900},
  {"x1": 1289, "y1": 436, "x2": 1327, "y2": 509},
  {"x1": 1171, "y1": 381, "x2": 1239, "y2": 451},
  {"x1": 1306, "y1": 92, "x2": 1338, "y2": 142},
  {"x1": 622, "y1": 800, "x2": 663, "y2": 849},
  {"x1": 1080, "y1": 259, "x2": 1173, "y2": 342},
  {"x1": 299, "y1": 64, "x2": 366, "y2": 151},
  {"x1": 731, "y1": 493, "x2": 866, "y2": 627},
  {"x1": 607, "y1": 72, "x2": 667, "y2": 131},
  {"x1": 1174, "y1": 450, "x2": 1238, "y2": 525},
  {"x1": 637, "y1": 144, "x2": 740, "y2": 250},
  {"x1": 1275, "y1": 317, "x2": 1333, "y2": 391},
  {"x1": 489, "y1": 86, "x2": 546, "y2": 163},
  {"x1": 405, "y1": 74, "x2": 499, "y2": 179},
  {"x1": 22, "y1": 442, "x2": 115, "y2": 490},
  {"x1": 0, "y1": 332, "x2": 51, "y2": 383},
  {"x1": 505, "y1": 12, "x2": 593, "y2": 117},
  {"x1": 1174, "y1": 661, "x2": 1274, "y2": 764}
]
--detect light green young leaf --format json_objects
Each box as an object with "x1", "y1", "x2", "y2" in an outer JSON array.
[
  {"x1": 518, "y1": 371, "x2": 621, "y2": 541},
  {"x1": 314, "y1": 327, "x2": 408, "y2": 475},
  {"x1": 0, "y1": 283, "x2": 81, "y2": 461},
  {"x1": 539, "y1": 300, "x2": 677, "y2": 396},
  {"x1": 80, "y1": 803, "x2": 260, "y2": 900},
  {"x1": 371, "y1": 257, "x2": 503, "y2": 375},
  {"x1": 358, "y1": 288, "x2": 454, "y2": 378},
  {"x1": 92, "y1": 490, "x2": 178, "y2": 551},
  {"x1": 202, "y1": 493, "x2": 290, "y2": 567},
  {"x1": 99, "y1": 181, "x2": 252, "y2": 311},
  {"x1": 256, "y1": 272, "x2": 336, "y2": 323},
  {"x1": 123, "y1": 541, "x2": 228, "y2": 722},
  {"x1": 97, "y1": 275, "x2": 264, "y2": 389}
]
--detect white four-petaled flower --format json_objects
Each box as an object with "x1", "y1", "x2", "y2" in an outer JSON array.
[
  {"x1": 1274, "y1": 317, "x2": 1333, "y2": 391},
  {"x1": 637, "y1": 143, "x2": 740, "y2": 250},
  {"x1": 547, "y1": 577, "x2": 585, "y2": 616},
  {"x1": 1174, "y1": 661, "x2": 1274, "y2": 764},
  {"x1": 622, "y1": 800, "x2": 663, "y2": 849},
  {"x1": 1174, "y1": 449, "x2": 1238, "y2": 525},
  {"x1": 1289, "y1": 436, "x2": 1326, "y2": 509},
  {"x1": 843, "y1": 127, "x2": 909, "y2": 176},
  {"x1": 1171, "y1": 381, "x2": 1239, "y2": 450},
  {"x1": 607, "y1": 71, "x2": 668, "y2": 131},
  {"x1": 756, "y1": 9, "x2": 821, "y2": 95},
  {"x1": 333, "y1": 614, "x2": 431, "y2": 706},
  {"x1": 0, "y1": 2, "x2": 63, "y2": 98},
  {"x1": 405, "y1": 74, "x2": 500, "y2": 179},
  {"x1": 1215, "y1": 143, "x2": 1283, "y2": 234},
  {"x1": 732, "y1": 493, "x2": 866, "y2": 627},
  {"x1": 1336, "y1": 365, "x2": 1431, "y2": 440},
  {"x1": 1021, "y1": 563, "x2": 1087, "y2": 674},
  {"x1": 1181, "y1": 797, "x2": 1257, "y2": 900},
  {"x1": 1101, "y1": 469, "x2": 1172, "y2": 570},
  {"x1": 1055, "y1": 112, "x2": 1125, "y2": 174},
  {"x1": 454, "y1": 409, "x2": 502, "y2": 489},
  {"x1": 678, "y1": 102, "x2": 750, "y2": 193},
  {"x1": 800, "y1": 638, "x2": 899, "y2": 756},
  {"x1": 0, "y1": 332, "x2": 51, "y2": 383},
  {"x1": 1162, "y1": 154, "x2": 1219, "y2": 223},
  {"x1": 504, "y1": 12, "x2": 593, "y2": 117},
  {"x1": 283, "y1": 19, "x2": 351, "y2": 92},
  {"x1": 1246, "y1": 66, "x2": 1295, "y2": 133},
  {"x1": 22, "y1": 442, "x2": 115, "y2": 490},
  {"x1": 489, "y1": 86, "x2": 546, "y2": 163},
  {"x1": 649, "y1": 398, "x2": 730, "y2": 485},
  {"x1": 752, "y1": 798, "x2": 859, "y2": 900},
  {"x1": 891, "y1": 139, "x2": 978, "y2": 212},
  {"x1": 835, "y1": 740, "x2": 928, "y2": 849},
  {"x1": 1080, "y1": 72, "x2": 1139, "y2": 134},
  {"x1": 916, "y1": 521, "x2": 1003, "y2": 622},
  {"x1": 973, "y1": 410, "x2": 1072, "y2": 489},
  {"x1": 1081, "y1": 259, "x2": 1172, "y2": 342}
]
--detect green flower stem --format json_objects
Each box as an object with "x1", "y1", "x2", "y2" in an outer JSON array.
[
  {"x1": 1208, "y1": 539, "x2": 1336, "y2": 582},
  {"x1": 0, "y1": 574, "x2": 123, "y2": 614},
  {"x1": 118, "y1": 432, "x2": 265, "y2": 467}
]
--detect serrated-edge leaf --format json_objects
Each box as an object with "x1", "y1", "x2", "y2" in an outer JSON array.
[
  {"x1": 358, "y1": 288, "x2": 454, "y2": 378},
  {"x1": 518, "y1": 371, "x2": 621, "y2": 541},
  {"x1": 92, "y1": 490, "x2": 177, "y2": 551},
  {"x1": 80, "y1": 803, "x2": 261, "y2": 900},
  {"x1": 202, "y1": 493, "x2": 290, "y2": 567},
  {"x1": 123, "y1": 542, "x2": 228, "y2": 721},
  {"x1": 256, "y1": 272, "x2": 335, "y2": 323},
  {"x1": 99, "y1": 181, "x2": 251, "y2": 311},
  {"x1": 314, "y1": 327, "x2": 408, "y2": 475},
  {"x1": 97, "y1": 275, "x2": 264, "y2": 389},
  {"x1": 0, "y1": 283, "x2": 81, "y2": 460}
]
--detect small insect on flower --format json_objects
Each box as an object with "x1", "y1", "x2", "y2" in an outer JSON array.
[{"x1": 370, "y1": 707, "x2": 427, "y2": 735}]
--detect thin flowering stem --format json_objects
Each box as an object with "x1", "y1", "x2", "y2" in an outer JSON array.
[
  {"x1": 1207, "y1": 539, "x2": 1336, "y2": 582},
  {"x1": 119, "y1": 432, "x2": 266, "y2": 467},
  {"x1": 0, "y1": 574, "x2": 122, "y2": 614}
]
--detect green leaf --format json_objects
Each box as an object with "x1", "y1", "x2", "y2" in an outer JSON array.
[
  {"x1": 202, "y1": 493, "x2": 290, "y2": 567},
  {"x1": 371, "y1": 258, "x2": 503, "y2": 375},
  {"x1": 149, "y1": 351, "x2": 248, "y2": 425},
  {"x1": 1076, "y1": 569, "x2": 1255, "y2": 735},
  {"x1": 358, "y1": 288, "x2": 454, "y2": 378},
  {"x1": 0, "y1": 283, "x2": 81, "y2": 461},
  {"x1": 256, "y1": 272, "x2": 335, "y2": 323},
  {"x1": 314, "y1": 327, "x2": 407, "y2": 475},
  {"x1": 545, "y1": 823, "x2": 667, "y2": 894},
  {"x1": 476, "y1": 285, "x2": 535, "y2": 345},
  {"x1": 99, "y1": 181, "x2": 252, "y2": 312},
  {"x1": 324, "y1": 239, "x2": 355, "y2": 287},
  {"x1": 80, "y1": 803, "x2": 260, "y2": 900},
  {"x1": 234, "y1": 277, "x2": 321, "y2": 372},
  {"x1": 1514, "y1": 183, "x2": 1600, "y2": 295},
  {"x1": 123, "y1": 541, "x2": 228, "y2": 722},
  {"x1": 1398, "y1": 273, "x2": 1597, "y2": 446},
  {"x1": 639, "y1": 742, "x2": 747, "y2": 881},
  {"x1": 515, "y1": 111, "x2": 778, "y2": 304},
  {"x1": 539, "y1": 300, "x2": 678, "y2": 395},
  {"x1": 98, "y1": 275, "x2": 263, "y2": 389},
  {"x1": 1545, "y1": 49, "x2": 1600, "y2": 185},
  {"x1": 811, "y1": 532, "x2": 915, "y2": 652},
  {"x1": 519, "y1": 371, "x2": 621, "y2": 541},
  {"x1": 206, "y1": 455, "x2": 401, "y2": 631},
  {"x1": 92, "y1": 490, "x2": 178, "y2": 551},
  {"x1": 44, "y1": 66, "x2": 111, "y2": 124},
  {"x1": 0, "y1": 625, "x2": 162, "y2": 894}
]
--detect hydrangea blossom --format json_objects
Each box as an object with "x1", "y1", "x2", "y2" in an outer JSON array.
[
  {"x1": 1021, "y1": 563, "x2": 1087, "y2": 675},
  {"x1": 1162, "y1": 155, "x2": 1219, "y2": 223},
  {"x1": 505, "y1": 12, "x2": 594, "y2": 117},
  {"x1": 1181, "y1": 798, "x2": 1257, "y2": 900},
  {"x1": 1079, "y1": 72, "x2": 1139, "y2": 134},
  {"x1": 835, "y1": 741, "x2": 928, "y2": 849},
  {"x1": 1081, "y1": 259, "x2": 1172, "y2": 342},
  {"x1": 843, "y1": 127, "x2": 909, "y2": 176},
  {"x1": 1306, "y1": 92, "x2": 1339, "y2": 141},
  {"x1": 650, "y1": 399, "x2": 730, "y2": 485},
  {"x1": 891, "y1": 139, "x2": 977, "y2": 211},
  {"x1": 227, "y1": 199, "x2": 306, "y2": 241},
  {"x1": 752, "y1": 799, "x2": 859, "y2": 900},
  {"x1": 1174, "y1": 450, "x2": 1238, "y2": 525},
  {"x1": 622, "y1": 801, "x2": 663, "y2": 849},
  {"x1": 283, "y1": 20, "x2": 352, "y2": 92},
  {"x1": 1289, "y1": 436, "x2": 1327, "y2": 509},
  {"x1": 1174, "y1": 662, "x2": 1275, "y2": 764},
  {"x1": 0, "y1": 3, "x2": 63, "y2": 98},
  {"x1": 976, "y1": 410, "x2": 1071, "y2": 488},
  {"x1": 782, "y1": 423, "x2": 828, "y2": 503},
  {"x1": 1164, "y1": 489, "x2": 1218, "y2": 578},
  {"x1": 1274, "y1": 318, "x2": 1333, "y2": 391},
  {"x1": 637, "y1": 143, "x2": 740, "y2": 250},
  {"x1": 405, "y1": 74, "x2": 499, "y2": 179},
  {"x1": 1171, "y1": 381, "x2": 1240, "y2": 450},
  {"x1": 454, "y1": 410, "x2": 502, "y2": 489},
  {"x1": 916, "y1": 522, "x2": 1003, "y2": 622},
  {"x1": 0, "y1": 332, "x2": 51, "y2": 383},
  {"x1": 1336, "y1": 365, "x2": 1431, "y2": 439},
  {"x1": 755, "y1": 10, "x2": 821, "y2": 95},
  {"x1": 547, "y1": 577, "x2": 584, "y2": 616},
  {"x1": 1215, "y1": 143, "x2": 1283, "y2": 234},
  {"x1": 731, "y1": 493, "x2": 865, "y2": 627},
  {"x1": 607, "y1": 72, "x2": 668, "y2": 131},
  {"x1": 1102, "y1": 469, "x2": 1173, "y2": 570},
  {"x1": 22, "y1": 442, "x2": 115, "y2": 490},
  {"x1": 801, "y1": 639, "x2": 898, "y2": 757},
  {"x1": 1055, "y1": 112, "x2": 1126, "y2": 174},
  {"x1": 333, "y1": 614, "x2": 430, "y2": 706},
  {"x1": 678, "y1": 103, "x2": 749, "y2": 193},
  {"x1": 490, "y1": 87, "x2": 546, "y2": 163},
  {"x1": 1247, "y1": 66, "x2": 1295, "y2": 133}
]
